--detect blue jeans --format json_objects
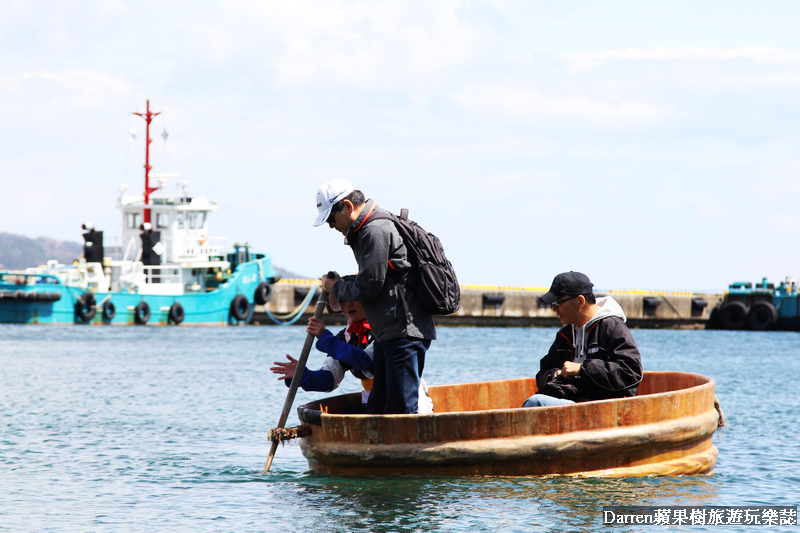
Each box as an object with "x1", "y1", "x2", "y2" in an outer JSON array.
[
  {"x1": 522, "y1": 394, "x2": 575, "y2": 408},
  {"x1": 367, "y1": 337, "x2": 430, "y2": 414}
]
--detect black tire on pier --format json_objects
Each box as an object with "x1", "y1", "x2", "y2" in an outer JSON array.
[
  {"x1": 719, "y1": 301, "x2": 748, "y2": 330},
  {"x1": 75, "y1": 293, "x2": 97, "y2": 322},
  {"x1": 134, "y1": 301, "x2": 150, "y2": 325},
  {"x1": 706, "y1": 305, "x2": 721, "y2": 329},
  {"x1": 747, "y1": 301, "x2": 778, "y2": 331},
  {"x1": 253, "y1": 282, "x2": 272, "y2": 305},
  {"x1": 169, "y1": 302, "x2": 185, "y2": 325},
  {"x1": 102, "y1": 301, "x2": 116, "y2": 321},
  {"x1": 230, "y1": 295, "x2": 251, "y2": 322}
]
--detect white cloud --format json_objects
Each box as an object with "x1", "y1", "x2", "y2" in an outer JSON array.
[
  {"x1": 188, "y1": 0, "x2": 483, "y2": 88},
  {"x1": 779, "y1": 214, "x2": 800, "y2": 228},
  {"x1": 454, "y1": 85, "x2": 676, "y2": 129},
  {"x1": 559, "y1": 45, "x2": 800, "y2": 72},
  {"x1": 1, "y1": 69, "x2": 131, "y2": 110}
]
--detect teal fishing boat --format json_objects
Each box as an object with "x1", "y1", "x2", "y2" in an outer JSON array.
[{"x1": 0, "y1": 101, "x2": 279, "y2": 326}]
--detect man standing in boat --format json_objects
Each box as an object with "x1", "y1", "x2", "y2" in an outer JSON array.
[
  {"x1": 525, "y1": 271, "x2": 643, "y2": 407},
  {"x1": 313, "y1": 179, "x2": 436, "y2": 414}
]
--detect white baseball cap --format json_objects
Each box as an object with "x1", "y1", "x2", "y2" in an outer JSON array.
[{"x1": 313, "y1": 179, "x2": 355, "y2": 227}]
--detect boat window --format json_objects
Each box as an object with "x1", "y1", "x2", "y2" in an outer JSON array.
[
  {"x1": 156, "y1": 212, "x2": 169, "y2": 228},
  {"x1": 188, "y1": 213, "x2": 196, "y2": 229},
  {"x1": 197, "y1": 212, "x2": 206, "y2": 228},
  {"x1": 127, "y1": 212, "x2": 140, "y2": 229},
  {"x1": 176, "y1": 213, "x2": 184, "y2": 229}
]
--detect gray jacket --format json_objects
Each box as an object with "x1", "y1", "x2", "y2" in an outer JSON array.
[{"x1": 332, "y1": 199, "x2": 436, "y2": 342}]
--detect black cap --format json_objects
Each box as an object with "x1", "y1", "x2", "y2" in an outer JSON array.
[{"x1": 537, "y1": 271, "x2": 594, "y2": 306}]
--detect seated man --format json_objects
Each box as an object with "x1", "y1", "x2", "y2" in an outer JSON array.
[{"x1": 524, "y1": 271, "x2": 643, "y2": 407}]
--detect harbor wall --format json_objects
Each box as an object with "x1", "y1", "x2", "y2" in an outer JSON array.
[{"x1": 254, "y1": 281, "x2": 724, "y2": 328}]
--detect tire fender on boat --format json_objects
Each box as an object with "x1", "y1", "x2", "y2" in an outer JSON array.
[
  {"x1": 102, "y1": 301, "x2": 116, "y2": 321},
  {"x1": 253, "y1": 282, "x2": 272, "y2": 305},
  {"x1": 38, "y1": 292, "x2": 61, "y2": 302},
  {"x1": 230, "y1": 294, "x2": 250, "y2": 322},
  {"x1": 75, "y1": 293, "x2": 97, "y2": 322},
  {"x1": 747, "y1": 301, "x2": 777, "y2": 331},
  {"x1": 719, "y1": 301, "x2": 748, "y2": 330},
  {"x1": 169, "y1": 302, "x2": 185, "y2": 325},
  {"x1": 134, "y1": 301, "x2": 150, "y2": 325}
]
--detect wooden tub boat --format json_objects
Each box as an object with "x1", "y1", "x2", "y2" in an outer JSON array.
[{"x1": 296, "y1": 371, "x2": 721, "y2": 477}]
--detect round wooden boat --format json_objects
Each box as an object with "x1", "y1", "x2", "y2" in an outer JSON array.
[{"x1": 296, "y1": 371, "x2": 720, "y2": 477}]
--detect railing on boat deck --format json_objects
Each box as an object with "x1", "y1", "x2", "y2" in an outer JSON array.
[
  {"x1": 121, "y1": 235, "x2": 226, "y2": 264},
  {"x1": 140, "y1": 266, "x2": 182, "y2": 285},
  {"x1": 1, "y1": 269, "x2": 85, "y2": 288}
]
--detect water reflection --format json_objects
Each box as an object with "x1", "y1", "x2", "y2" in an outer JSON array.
[
  {"x1": 297, "y1": 476, "x2": 452, "y2": 532},
  {"x1": 292, "y1": 473, "x2": 720, "y2": 532}
]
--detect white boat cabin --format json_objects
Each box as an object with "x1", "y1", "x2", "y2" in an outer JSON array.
[{"x1": 108, "y1": 182, "x2": 230, "y2": 295}]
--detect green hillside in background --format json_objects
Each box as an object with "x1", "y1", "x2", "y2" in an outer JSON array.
[
  {"x1": 0, "y1": 233, "x2": 83, "y2": 270},
  {"x1": 0, "y1": 232, "x2": 306, "y2": 279}
]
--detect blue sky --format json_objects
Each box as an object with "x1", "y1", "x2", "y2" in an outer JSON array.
[{"x1": 2, "y1": 1, "x2": 800, "y2": 292}]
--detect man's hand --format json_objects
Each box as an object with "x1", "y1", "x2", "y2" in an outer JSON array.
[
  {"x1": 270, "y1": 354, "x2": 299, "y2": 380},
  {"x1": 556, "y1": 361, "x2": 582, "y2": 379},
  {"x1": 307, "y1": 316, "x2": 326, "y2": 338},
  {"x1": 327, "y1": 293, "x2": 342, "y2": 313},
  {"x1": 320, "y1": 271, "x2": 341, "y2": 294}
]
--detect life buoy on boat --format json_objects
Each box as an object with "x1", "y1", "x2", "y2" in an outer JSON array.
[
  {"x1": 169, "y1": 302, "x2": 185, "y2": 325},
  {"x1": 253, "y1": 282, "x2": 272, "y2": 305},
  {"x1": 230, "y1": 294, "x2": 250, "y2": 322},
  {"x1": 198, "y1": 233, "x2": 207, "y2": 245},
  {"x1": 134, "y1": 301, "x2": 150, "y2": 325},
  {"x1": 102, "y1": 301, "x2": 116, "y2": 321},
  {"x1": 747, "y1": 301, "x2": 777, "y2": 331},
  {"x1": 75, "y1": 292, "x2": 97, "y2": 322}
]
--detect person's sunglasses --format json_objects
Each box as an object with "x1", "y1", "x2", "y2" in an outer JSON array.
[
  {"x1": 326, "y1": 209, "x2": 339, "y2": 225},
  {"x1": 552, "y1": 295, "x2": 579, "y2": 310}
]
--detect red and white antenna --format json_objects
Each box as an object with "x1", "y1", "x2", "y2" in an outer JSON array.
[{"x1": 133, "y1": 100, "x2": 161, "y2": 224}]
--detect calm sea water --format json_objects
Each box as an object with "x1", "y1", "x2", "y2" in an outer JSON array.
[{"x1": 1, "y1": 324, "x2": 798, "y2": 532}]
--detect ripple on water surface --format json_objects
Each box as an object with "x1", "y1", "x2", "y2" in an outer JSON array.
[{"x1": 1, "y1": 325, "x2": 798, "y2": 532}]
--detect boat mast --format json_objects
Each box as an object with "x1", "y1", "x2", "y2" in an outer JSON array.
[{"x1": 133, "y1": 100, "x2": 161, "y2": 224}]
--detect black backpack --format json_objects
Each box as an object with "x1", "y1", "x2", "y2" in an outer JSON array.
[{"x1": 363, "y1": 208, "x2": 460, "y2": 315}]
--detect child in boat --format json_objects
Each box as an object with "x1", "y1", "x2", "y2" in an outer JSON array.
[{"x1": 270, "y1": 293, "x2": 433, "y2": 414}]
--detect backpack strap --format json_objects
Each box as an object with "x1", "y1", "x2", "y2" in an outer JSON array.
[
  {"x1": 353, "y1": 208, "x2": 412, "y2": 320},
  {"x1": 360, "y1": 210, "x2": 393, "y2": 225},
  {"x1": 358, "y1": 208, "x2": 408, "y2": 226},
  {"x1": 351, "y1": 203, "x2": 377, "y2": 234},
  {"x1": 356, "y1": 210, "x2": 397, "y2": 272},
  {"x1": 357, "y1": 210, "x2": 401, "y2": 271}
]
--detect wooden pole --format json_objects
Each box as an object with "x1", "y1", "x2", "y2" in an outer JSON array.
[{"x1": 264, "y1": 275, "x2": 332, "y2": 472}]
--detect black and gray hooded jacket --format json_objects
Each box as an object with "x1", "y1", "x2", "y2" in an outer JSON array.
[
  {"x1": 331, "y1": 199, "x2": 436, "y2": 342},
  {"x1": 536, "y1": 296, "x2": 643, "y2": 402}
]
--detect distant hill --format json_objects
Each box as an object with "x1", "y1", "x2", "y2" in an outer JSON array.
[
  {"x1": 0, "y1": 233, "x2": 84, "y2": 269},
  {"x1": 273, "y1": 266, "x2": 311, "y2": 281},
  {"x1": 0, "y1": 232, "x2": 308, "y2": 279}
]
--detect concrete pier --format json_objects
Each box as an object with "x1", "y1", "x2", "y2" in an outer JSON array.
[{"x1": 253, "y1": 280, "x2": 724, "y2": 329}]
